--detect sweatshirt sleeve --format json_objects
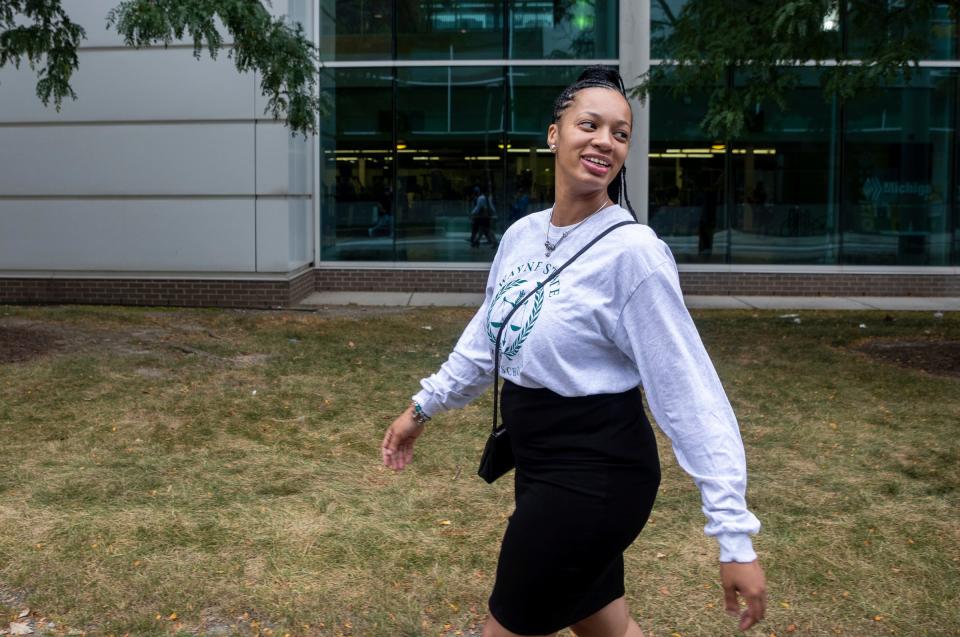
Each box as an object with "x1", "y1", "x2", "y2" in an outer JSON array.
[
  {"x1": 611, "y1": 254, "x2": 761, "y2": 563},
  {"x1": 411, "y1": 248, "x2": 502, "y2": 417}
]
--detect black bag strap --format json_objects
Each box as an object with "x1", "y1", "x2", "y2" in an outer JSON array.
[{"x1": 491, "y1": 220, "x2": 637, "y2": 434}]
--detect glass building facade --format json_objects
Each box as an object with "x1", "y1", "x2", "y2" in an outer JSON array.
[
  {"x1": 319, "y1": 1, "x2": 960, "y2": 267},
  {"x1": 318, "y1": 0, "x2": 617, "y2": 262}
]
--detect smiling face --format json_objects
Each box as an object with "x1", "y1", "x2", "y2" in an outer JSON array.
[{"x1": 547, "y1": 86, "x2": 632, "y2": 199}]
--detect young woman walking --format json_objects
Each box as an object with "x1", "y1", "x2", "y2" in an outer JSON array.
[{"x1": 381, "y1": 66, "x2": 767, "y2": 637}]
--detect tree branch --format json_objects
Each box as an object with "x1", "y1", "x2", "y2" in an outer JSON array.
[
  {"x1": 0, "y1": 0, "x2": 86, "y2": 110},
  {"x1": 0, "y1": 1, "x2": 321, "y2": 137},
  {"x1": 106, "y1": 0, "x2": 321, "y2": 137},
  {"x1": 629, "y1": 0, "x2": 941, "y2": 141}
]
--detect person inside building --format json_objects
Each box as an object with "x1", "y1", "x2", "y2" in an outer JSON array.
[
  {"x1": 368, "y1": 186, "x2": 394, "y2": 237},
  {"x1": 470, "y1": 185, "x2": 499, "y2": 247},
  {"x1": 381, "y1": 66, "x2": 767, "y2": 637},
  {"x1": 508, "y1": 187, "x2": 531, "y2": 226}
]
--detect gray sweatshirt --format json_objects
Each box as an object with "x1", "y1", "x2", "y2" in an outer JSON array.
[{"x1": 413, "y1": 203, "x2": 761, "y2": 563}]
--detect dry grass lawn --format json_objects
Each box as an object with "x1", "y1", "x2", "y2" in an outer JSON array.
[{"x1": 0, "y1": 304, "x2": 957, "y2": 637}]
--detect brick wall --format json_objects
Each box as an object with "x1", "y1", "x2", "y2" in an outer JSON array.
[
  {"x1": 314, "y1": 268, "x2": 488, "y2": 293},
  {"x1": 676, "y1": 272, "x2": 960, "y2": 296},
  {"x1": 315, "y1": 268, "x2": 960, "y2": 298},
  {"x1": 1, "y1": 268, "x2": 956, "y2": 309},
  {"x1": 0, "y1": 269, "x2": 315, "y2": 309},
  {"x1": 288, "y1": 269, "x2": 316, "y2": 304}
]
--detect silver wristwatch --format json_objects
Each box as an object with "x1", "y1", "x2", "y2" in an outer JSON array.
[{"x1": 410, "y1": 401, "x2": 431, "y2": 426}]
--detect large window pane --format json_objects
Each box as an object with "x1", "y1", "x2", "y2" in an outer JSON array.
[
  {"x1": 955, "y1": 170, "x2": 960, "y2": 264},
  {"x1": 651, "y1": 0, "x2": 686, "y2": 60},
  {"x1": 319, "y1": 69, "x2": 395, "y2": 261},
  {"x1": 397, "y1": 1, "x2": 503, "y2": 60},
  {"x1": 848, "y1": 2, "x2": 958, "y2": 61},
  {"x1": 730, "y1": 68, "x2": 840, "y2": 264},
  {"x1": 842, "y1": 69, "x2": 956, "y2": 266},
  {"x1": 954, "y1": 183, "x2": 960, "y2": 264},
  {"x1": 318, "y1": 0, "x2": 392, "y2": 61},
  {"x1": 931, "y1": 3, "x2": 960, "y2": 60},
  {"x1": 394, "y1": 67, "x2": 505, "y2": 262},
  {"x1": 648, "y1": 72, "x2": 728, "y2": 263},
  {"x1": 510, "y1": 0, "x2": 617, "y2": 59},
  {"x1": 654, "y1": 1, "x2": 839, "y2": 60},
  {"x1": 504, "y1": 66, "x2": 615, "y2": 228}
]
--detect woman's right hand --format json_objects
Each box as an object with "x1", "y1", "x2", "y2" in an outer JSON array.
[
  {"x1": 720, "y1": 559, "x2": 767, "y2": 631},
  {"x1": 381, "y1": 405, "x2": 426, "y2": 470}
]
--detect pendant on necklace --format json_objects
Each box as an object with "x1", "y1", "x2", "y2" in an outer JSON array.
[{"x1": 544, "y1": 240, "x2": 556, "y2": 257}]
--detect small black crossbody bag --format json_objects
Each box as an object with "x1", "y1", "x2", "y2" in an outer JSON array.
[{"x1": 477, "y1": 220, "x2": 638, "y2": 484}]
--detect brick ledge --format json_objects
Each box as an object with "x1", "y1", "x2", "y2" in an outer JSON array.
[{"x1": 0, "y1": 268, "x2": 956, "y2": 308}]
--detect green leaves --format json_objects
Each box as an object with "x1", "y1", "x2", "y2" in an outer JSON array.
[
  {"x1": 632, "y1": 0, "x2": 944, "y2": 141},
  {"x1": 0, "y1": 0, "x2": 321, "y2": 137},
  {"x1": 0, "y1": 0, "x2": 86, "y2": 110},
  {"x1": 106, "y1": 0, "x2": 321, "y2": 137}
]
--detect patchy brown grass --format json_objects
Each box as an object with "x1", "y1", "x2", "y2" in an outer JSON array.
[
  {"x1": 0, "y1": 304, "x2": 957, "y2": 637},
  {"x1": 850, "y1": 336, "x2": 960, "y2": 377}
]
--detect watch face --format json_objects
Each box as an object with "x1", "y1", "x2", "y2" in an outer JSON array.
[{"x1": 411, "y1": 402, "x2": 429, "y2": 424}]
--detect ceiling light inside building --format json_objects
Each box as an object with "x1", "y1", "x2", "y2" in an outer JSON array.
[{"x1": 822, "y1": 6, "x2": 839, "y2": 31}]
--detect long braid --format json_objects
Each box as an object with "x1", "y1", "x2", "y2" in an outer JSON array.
[
  {"x1": 607, "y1": 167, "x2": 621, "y2": 204},
  {"x1": 621, "y1": 169, "x2": 637, "y2": 221},
  {"x1": 554, "y1": 66, "x2": 636, "y2": 220}
]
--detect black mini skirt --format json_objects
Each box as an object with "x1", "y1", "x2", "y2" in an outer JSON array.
[{"x1": 487, "y1": 380, "x2": 661, "y2": 636}]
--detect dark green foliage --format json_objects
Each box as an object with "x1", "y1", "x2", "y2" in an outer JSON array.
[
  {"x1": 0, "y1": 0, "x2": 86, "y2": 109},
  {"x1": 106, "y1": 0, "x2": 321, "y2": 136},
  {"x1": 633, "y1": 0, "x2": 958, "y2": 140},
  {"x1": 0, "y1": 0, "x2": 321, "y2": 137}
]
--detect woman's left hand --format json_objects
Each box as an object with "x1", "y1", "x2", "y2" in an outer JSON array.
[{"x1": 720, "y1": 559, "x2": 767, "y2": 631}]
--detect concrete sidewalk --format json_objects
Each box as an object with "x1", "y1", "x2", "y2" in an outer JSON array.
[{"x1": 299, "y1": 291, "x2": 960, "y2": 311}]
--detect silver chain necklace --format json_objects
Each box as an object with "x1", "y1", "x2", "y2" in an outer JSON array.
[{"x1": 544, "y1": 200, "x2": 610, "y2": 257}]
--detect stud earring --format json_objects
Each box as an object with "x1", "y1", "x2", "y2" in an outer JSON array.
[{"x1": 550, "y1": 144, "x2": 557, "y2": 153}]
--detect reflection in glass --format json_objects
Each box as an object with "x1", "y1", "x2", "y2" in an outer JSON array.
[
  {"x1": 842, "y1": 69, "x2": 956, "y2": 265},
  {"x1": 319, "y1": 65, "x2": 619, "y2": 263},
  {"x1": 510, "y1": 0, "x2": 617, "y2": 59},
  {"x1": 653, "y1": 1, "x2": 840, "y2": 61},
  {"x1": 394, "y1": 67, "x2": 505, "y2": 262},
  {"x1": 397, "y1": 0, "x2": 503, "y2": 60},
  {"x1": 730, "y1": 68, "x2": 839, "y2": 264},
  {"x1": 505, "y1": 66, "x2": 601, "y2": 223},
  {"x1": 648, "y1": 73, "x2": 728, "y2": 263},
  {"x1": 319, "y1": 69, "x2": 394, "y2": 261},
  {"x1": 651, "y1": 0, "x2": 686, "y2": 60},
  {"x1": 955, "y1": 181, "x2": 960, "y2": 265},
  {"x1": 318, "y1": 0, "x2": 392, "y2": 61},
  {"x1": 848, "y1": 2, "x2": 958, "y2": 61},
  {"x1": 955, "y1": 199, "x2": 960, "y2": 265}
]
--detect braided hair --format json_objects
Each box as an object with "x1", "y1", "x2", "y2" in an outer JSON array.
[{"x1": 551, "y1": 66, "x2": 636, "y2": 219}]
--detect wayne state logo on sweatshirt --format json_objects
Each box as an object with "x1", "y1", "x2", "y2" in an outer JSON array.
[{"x1": 485, "y1": 259, "x2": 561, "y2": 360}]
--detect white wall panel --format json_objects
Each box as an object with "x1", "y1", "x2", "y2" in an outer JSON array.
[
  {"x1": 0, "y1": 199, "x2": 255, "y2": 271},
  {"x1": 63, "y1": 0, "x2": 305, "y2": 60},
  {"x1": 66, "y1": 0, "x2": 229, "y2": 48},
  {"x1": 253, "y1": 0, "x2": 315, "y2": 124},
  {"x1": 256, "y1": 199, "x2": 311, "y2": 272},
  {"x1": 265, "y1": 0, "x2": 313, "y2": 34},
  {"x1": 253, "y1": 80, "x2": 314, "y2": 124},
  {"x1": 0, "y1": 49, "x2": 254, "y2": 123},
  {"x1": 52, "y1": 0, "x2": 125, "y2": 48},
  {"x1": 0, "y1": 0, "x2": 315, "y2": 276},
  {"x1": 0, "y1": 124, "x2": 255, "y2": 196},
  {"x1": 256, "y1": 122, "x2": 312, "y2": 195}
]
